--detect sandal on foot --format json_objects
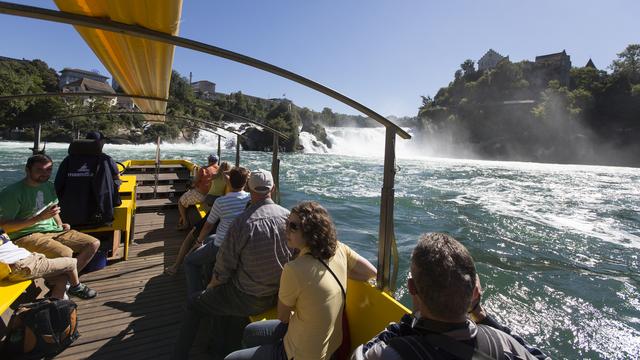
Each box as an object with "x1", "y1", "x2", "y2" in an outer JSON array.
[{"x1": 68, "y1": 283, "x2": 97, "y2": 299}]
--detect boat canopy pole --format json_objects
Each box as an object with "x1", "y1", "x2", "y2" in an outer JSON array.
[
  {"x1": 154, "y1": 136, "x2": 161, "y2": 199},
  {"x1": 0, "y1": 92, "x2": 167, "y2": 103},
  {"x1": 217, "y1": 135, "x2": 221, "y2": 160},
  {"x1": 272, "y1": 134, "x2": 280, "y2": 204},
  {"x1": 182, "y1": 124, "x2": 227, "y2": 140},
  {"x1": 32, "y1": 121, "x2": 42, "y2": 155},
  {"x1": 0, "y1": 93, "x2": 290, "y2": 140},
  {"x1": 173, "y1": 116, "x2": 245, "y2": 168},
  {"x1": 50, "y1": 110, "x2": 165, "y2": 122},
  {"x1": 235, "y1": 135, "x2": 240, "y2": 168},
  {"x1": 199, "y1": 105, "x2": 289, "y2": 139},
  {"x1": 49, "y1": 111, "x2": 228, "y2": 139},
  {"x1": 377, "y1": 126, "x2": 399, "y2": 292}
]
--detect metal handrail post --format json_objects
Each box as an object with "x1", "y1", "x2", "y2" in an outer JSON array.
[
  {"x1": 235, "y1": 134, "x2": 240, "y2": 168},
  {"x1": 217, "y1": 135, "x2": 221, "y2": 160},
  {"x1": 376, "y1": 126, "x2": 397, "y2": 292},
  {"x1": 153, "y1": 136, "x2": 160, "y2": 199},
  {"x1": 32, "y1": 121, "x2": 42, "y2": 155},
  {"x1": 271, "y1": 133, "x2": 280, "y2": 204}
]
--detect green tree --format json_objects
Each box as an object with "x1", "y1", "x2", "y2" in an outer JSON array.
[
  {"x1": 321, "y1": 107, "x2": 335, "y2": 126},
  {"x1": 610, "y1": 44, "x2": 640, "y2": 83},
  {"x1": 460, "y1": 59, "x2": 476, "y2": 78},
  {"x1": 570, "y1": 67, "x2": 607, "y2": 93}
]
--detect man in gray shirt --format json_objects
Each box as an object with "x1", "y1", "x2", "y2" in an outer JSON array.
[{"x1": 172, "y1": 169, "x2": 292, "y2": 359}]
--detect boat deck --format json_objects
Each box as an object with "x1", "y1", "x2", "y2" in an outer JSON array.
[{"x1": 57, "y1": 210, "x2": 187, "y2": 360}]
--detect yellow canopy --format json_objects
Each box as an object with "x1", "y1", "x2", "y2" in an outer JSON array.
[{"x1": 54, "y1": 0, "x2": 182, "y2": 122}]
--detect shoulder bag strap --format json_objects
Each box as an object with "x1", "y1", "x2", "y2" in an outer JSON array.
[{"x1": 312, "y1": 255, "x2": 346, "y2": 301}]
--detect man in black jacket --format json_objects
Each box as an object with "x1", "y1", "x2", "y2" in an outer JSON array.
[
  {"x1": 54, "y1": 131, "x2": 121, "y2": 227},
  {"x1": 355, "y1": 233, "x2": 549, "y2": 360}
]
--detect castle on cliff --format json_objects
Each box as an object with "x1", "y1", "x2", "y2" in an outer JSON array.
[{"x1": 478, "y1": 49, "x2": 573, "y2": 87}]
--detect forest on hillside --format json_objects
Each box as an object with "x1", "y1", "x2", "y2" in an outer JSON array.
[{"x1": 417, "y1": 44, "x2": 640, "y2": 166}]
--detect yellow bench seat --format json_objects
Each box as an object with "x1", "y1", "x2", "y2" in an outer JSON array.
[
  {"x1": 247, "y1": 280, "x2": 410, "y2": 352},
  {"x1": 0, "y1": 263, "x2": 32, "y2": 314}
]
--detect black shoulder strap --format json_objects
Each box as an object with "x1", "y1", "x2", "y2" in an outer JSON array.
[
  {"x1": 313, "y1": 255, "x2": 346, "y2": 301},
  {"x1": 426, "y1": 333, "x2": 495, "y2": 360},
  {"x1": 389, "y1": 331, "x2": 496, "y2": 360}
]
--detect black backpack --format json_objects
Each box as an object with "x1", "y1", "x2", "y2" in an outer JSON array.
[{"x1": 2, "y1": 299, "x2": 79, "y2": 360}]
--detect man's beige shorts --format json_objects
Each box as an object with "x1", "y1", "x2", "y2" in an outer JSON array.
[
  {"x1": 7, "y1": 253, "x2": 76, "y2": 282},
  {"x1": 14, "y1": 230, "x2": 99, "y2": 259}
]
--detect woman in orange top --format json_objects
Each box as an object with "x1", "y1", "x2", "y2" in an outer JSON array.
[{"x1": 177, "y1": 154, "x2": 219, "y2": 230}]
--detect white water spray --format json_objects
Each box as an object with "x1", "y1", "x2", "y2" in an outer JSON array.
[{"x1": 300, "y1": 127, "x2": 421, "y2": 158}]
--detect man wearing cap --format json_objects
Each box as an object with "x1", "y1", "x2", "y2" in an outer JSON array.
[
  {"x1": 173, "y1": 169, "x2": 293, "y2": 359},
  {"x1": 85, "y1": 130, "x2": 121, "y2": 183},
  {"x1": 177, "y1": 154, "x2": 219, "y2": 230}
]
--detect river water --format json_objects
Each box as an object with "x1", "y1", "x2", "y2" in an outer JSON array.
[{"x1": 1, "y1": 133, "x2": 639, "y2": 359}]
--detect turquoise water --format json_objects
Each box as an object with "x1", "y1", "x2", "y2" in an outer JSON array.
[{"x1": 1, "y1": 140, "x2": 639, "y2": 359}]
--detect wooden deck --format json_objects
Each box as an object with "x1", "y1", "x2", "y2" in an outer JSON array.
[{"x1": 57, "y1": 210, "x2": 187, "y2": 360}]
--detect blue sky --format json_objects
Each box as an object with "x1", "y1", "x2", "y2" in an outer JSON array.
[{"x1": 1, "y1": 1, "x2": 638, "y2": 117}]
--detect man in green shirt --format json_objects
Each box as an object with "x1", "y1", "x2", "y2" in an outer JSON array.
[{"x1": 0, "y1": 154, "x2": 99, "y2": 273}]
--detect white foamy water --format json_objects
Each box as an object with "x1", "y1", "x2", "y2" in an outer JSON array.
[
  {"x1": 298, "y1": 132, "x2": 330, "y2": 153},
  {"x1": 300, "y1": 126, "x2": 421, "y2": 158},
  {"x1": 194, "y1": 130, "x2": 238, "y2": 149}
]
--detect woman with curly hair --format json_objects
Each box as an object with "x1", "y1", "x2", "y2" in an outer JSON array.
[{"x1": 226, "y1": 201, "x2": 377, "y2": 360}]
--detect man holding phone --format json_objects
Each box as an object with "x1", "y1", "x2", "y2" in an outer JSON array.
[{"x1": 0, "y1": 154, "x2": 99, "y2": 281}]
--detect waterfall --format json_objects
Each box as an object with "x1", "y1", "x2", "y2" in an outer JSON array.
[
  {"x1": 299, "y1": 127, "x2": 420, "y2": 158},
  {"x1": 194, "y1": 128, "x2": 241, "y2": 149}
]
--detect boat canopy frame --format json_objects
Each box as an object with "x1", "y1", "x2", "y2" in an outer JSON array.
[
  {"x1": 49, "y1": 109, "x2": 268, "y2": 197},
  {"x1": 0, "y1": 1, "x2": 406, "y2": 292},
  {"x1": 0, "y1": 92, "x2": 287, "y2": 202},
  {"x1": 50, "y1": 110, "x2": 229, "y2": 158}
]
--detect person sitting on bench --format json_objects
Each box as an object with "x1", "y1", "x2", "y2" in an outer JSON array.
[
  {"x1": 54, "y1": 131, "x2": 121, "y2": 228},
  {"x1": 0, "y1": 227, "x2": 97, "y2": 299},
  {"x1": 0, "y1": 154, "x2": 99, "y2": 273},
  {"x1": 177, "y1": 154, "x2": 219, "y2": 230}
]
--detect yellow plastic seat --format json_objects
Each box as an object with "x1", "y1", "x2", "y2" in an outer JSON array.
[{"x1": 0, "y1": 262, "x2": 32, "y2": 314}]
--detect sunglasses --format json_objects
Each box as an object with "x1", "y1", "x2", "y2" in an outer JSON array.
[{"x1": 286, "y1": 220, "x2": 301, "y2": 232}]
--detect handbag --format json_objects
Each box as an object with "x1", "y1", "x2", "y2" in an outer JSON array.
[{"x1": 316, "y1": 257, "x2": 351, "y2": 360}]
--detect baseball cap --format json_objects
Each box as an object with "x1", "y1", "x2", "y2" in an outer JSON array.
[
  {"x1": 86, "y1": 131, "x2": 106, "y2": 141},
  {"x1": 208, "y1": 154, "x2": 219, "y2": 163},
  {"x1": 248, "y1": 169, "x2": 274, "y2": 194}
]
